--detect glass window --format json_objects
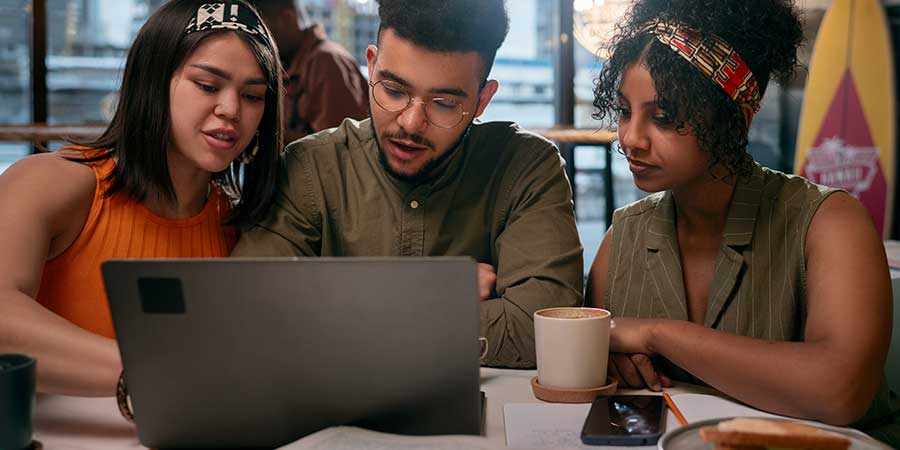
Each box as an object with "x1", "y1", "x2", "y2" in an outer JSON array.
[
  {"x1": 307, "y1": 0, "x2": 379, "y2": 66},
  {"x1": 46, "y1": 0, "x2": 161, "y2": 125},
  {"x1": 0, "y1": 142, "x2": 30, "y2": 174},
  {"x1": 574, "y1": 145, "x2": 608, "y2": 270},
  {"x1": 574, "y1": 142, "x2": 650, "y2": 271},
  {"x1": 573, "y1": 0, "x2": 628, "y2": 129},
  {"x1": 748, "y1": 83, "x2": 789, "y2": 171},
  {"x1": 0, "y1": 0, "x2": 30, "y2": 125},
  {"x1": 480, "y1": 0, "x2": 556, "y2": 128},
  {"x1": 0, "y1": 0, "x2": 32, "y2": 172},
  {"x1": 572, "y1": 1, "x2": 642, "y2": 270}
]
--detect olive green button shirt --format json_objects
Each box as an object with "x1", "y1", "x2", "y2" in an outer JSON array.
[{"x1": 233, "y1": 118, "x2": 584, "y2": 368}]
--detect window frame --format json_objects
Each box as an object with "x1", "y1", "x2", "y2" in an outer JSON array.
[{"x1": 31, "y1": 0, "x2": 48, "y2": 152}]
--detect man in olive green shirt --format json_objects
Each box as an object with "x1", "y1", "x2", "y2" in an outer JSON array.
[{"x1": 233, "y1": 0, "x2": 583, "y2": 368}]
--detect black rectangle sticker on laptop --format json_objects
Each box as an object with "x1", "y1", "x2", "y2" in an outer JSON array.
[{"x1": 138, "y1": 277, "x2": 186, "y2": 314}]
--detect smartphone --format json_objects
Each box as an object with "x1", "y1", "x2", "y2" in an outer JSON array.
[{"x1": 580, "y1": 395, "x2": 667, "y2": 446}]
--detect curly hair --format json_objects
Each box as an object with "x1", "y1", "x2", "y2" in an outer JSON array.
[
  {"x1": 376, "y1": 0, "x2": 509, "y2": 78},
  {"x1": 593, "y1": 0, "x2": 803, "y2": 178}
]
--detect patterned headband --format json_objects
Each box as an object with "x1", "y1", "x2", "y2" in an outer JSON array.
[
  {"x1": 185, "y1": 1, "x2": 268, "y2": 42},
  {"x1": 639, "y1": 20, "x2": 762, "y2": 114}
]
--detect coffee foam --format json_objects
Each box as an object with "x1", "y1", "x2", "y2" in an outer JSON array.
[{"x1": 537, "y1": 308, "x2": 609, "y2": 319}]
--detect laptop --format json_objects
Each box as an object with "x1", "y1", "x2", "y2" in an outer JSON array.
[{"x1": 102, "y1": 257, "x2": 482, "y2": 449}]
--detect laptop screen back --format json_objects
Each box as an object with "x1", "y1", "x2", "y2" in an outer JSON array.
[{"x1": 103, "y1": 257, "x2": 481, "y2": 449}]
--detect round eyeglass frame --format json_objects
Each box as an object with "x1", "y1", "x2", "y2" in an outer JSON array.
[{"x1": 368, "y1": 79, "x2": 470, "y2": 129}]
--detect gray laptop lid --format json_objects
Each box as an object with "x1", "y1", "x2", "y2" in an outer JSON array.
[{"x1": 103, "y1": 257, "x2": 481, "y2": 449}]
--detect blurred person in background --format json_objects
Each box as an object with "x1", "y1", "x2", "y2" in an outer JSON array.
[{"x1": 249, "y1": 0, "x2": 368, "y2": 142}]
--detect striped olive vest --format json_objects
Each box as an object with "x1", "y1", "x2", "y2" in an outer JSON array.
[{"x1": 604, "y1": 164, "x2": 898, "y2": 445}]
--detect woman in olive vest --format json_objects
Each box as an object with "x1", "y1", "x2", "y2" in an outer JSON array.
[{"x1": 586, "y1": 0, "x2": 897, "y2": 445}]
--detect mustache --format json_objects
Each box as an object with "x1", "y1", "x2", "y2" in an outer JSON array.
[{"x1": 383, "y1": 129, "x2": 434, "y2": 149}]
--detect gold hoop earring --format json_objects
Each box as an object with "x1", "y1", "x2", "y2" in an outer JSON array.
[{"x1": 239, "y1": 131, "x2": 260, "y2": 164}]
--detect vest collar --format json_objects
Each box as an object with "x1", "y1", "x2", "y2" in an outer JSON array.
[{"x1": 644, "y1": 163, "x2": 765, "y2": 250}]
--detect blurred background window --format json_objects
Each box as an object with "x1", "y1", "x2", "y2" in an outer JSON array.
[
  {"x1": 0, "y1": 0, "x2": 32, "y2": 172},
  {"x1": 45, "y1": 0, "x2": 166, "y2": 126},
  {"x1": 3, "y1": 0, "x2": 896, "y2": 268},
  {"x1": 479, "y1": 0, "x2": 556, "y2": 128}
]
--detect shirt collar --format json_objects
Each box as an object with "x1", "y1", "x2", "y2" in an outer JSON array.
[
  {"x1": 720, "y1": 163, "x2": 764, "y2": 247},
  {"x1": 645, "y1": 191, "x2": 676, "y2": 251},
  {"x1": 644, "y1": 163, "x2": 765, "y2": 250}
]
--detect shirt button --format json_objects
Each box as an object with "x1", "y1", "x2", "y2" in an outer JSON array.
[{"x1": 410, "y1": 200, "x2": 420, "y2": 209}]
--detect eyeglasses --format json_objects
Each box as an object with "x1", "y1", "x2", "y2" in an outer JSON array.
[{"x1": 369, "y1": 79, "x2": 470, "y2": 129}]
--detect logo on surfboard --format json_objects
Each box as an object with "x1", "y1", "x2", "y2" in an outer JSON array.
[
  {"x1": 803, "y1": 137, "x2": 880, "y2": 195},
  {"x1": 799, "y1": 69, "x2": 889, "y2": 236}
]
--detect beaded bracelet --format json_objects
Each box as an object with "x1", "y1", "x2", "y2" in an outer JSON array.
[{"x1": 116, "y1": 370, "x2": 135, "y2": 423}]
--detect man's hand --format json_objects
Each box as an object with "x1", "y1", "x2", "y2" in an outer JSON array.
[
  {"x1": 477, "y1": 263, "x2": 497, "y2": 301},
  {"x1": 608, "y1": 353, "x2": 672, "y2": 391}
]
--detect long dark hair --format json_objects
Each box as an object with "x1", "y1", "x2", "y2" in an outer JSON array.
[{"x1": 73, "y1": 0, "x2": 283, "y2": 225}]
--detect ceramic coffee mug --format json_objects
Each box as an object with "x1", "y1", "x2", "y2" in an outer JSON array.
[
  {"x1": 534, "y1": 307, "x2": 610, "y2": 389},
  {"x1": 0, "y1": 354, "x2": 36, "y2": 450}
]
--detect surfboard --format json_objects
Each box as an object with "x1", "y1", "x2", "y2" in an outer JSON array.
[{"x1": 794, "y1": 0, "x2": 896, "y2": 238}]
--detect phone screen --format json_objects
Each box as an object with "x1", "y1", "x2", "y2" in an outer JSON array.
[{"x1": 581, "y1": 395, "x2": 666, "y2": 446}]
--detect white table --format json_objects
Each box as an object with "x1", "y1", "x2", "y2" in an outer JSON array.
[
  {"x1": 29, "y1": 368, "x2": 544, "y2": 449},
  {"x1": 33, "y1": 368, "x2": 717, "y2": 450},
  {"x1": 32, "y1": 241, "x2": 900, "y2": 449}
]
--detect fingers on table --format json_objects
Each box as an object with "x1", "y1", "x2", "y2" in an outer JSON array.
[
  {"x1": 611, "y1": 353, "x2": 642, "y2": 387},
  {"x1": 630, "y1": 353, "x2": 661, "y2": 391},
  {"x1": 610, "y1": 353, "x2": 662, "y2": 390}
]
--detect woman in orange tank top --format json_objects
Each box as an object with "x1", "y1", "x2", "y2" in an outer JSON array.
[{"x1": 0, "y1": 0, "x2": 283, "y2": 397}]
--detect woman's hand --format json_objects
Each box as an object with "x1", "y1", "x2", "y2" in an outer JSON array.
[
  {"x1": 609, "y1": 316, "x2": 660, "y2": 354},
  {"x1": 607, "y1": 317, "x2": 671, "y2": 391},
  {"x1": 608, "y1": 352, "x2": 672, "y2": 391}
]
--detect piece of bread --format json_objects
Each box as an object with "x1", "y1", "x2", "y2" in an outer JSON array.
[
  {"x1": 710, "y1": 444, "x2": 767, "y2": 450},
  {"x1": 699, "y1": 418, "x2": 850, "y2": 450}
]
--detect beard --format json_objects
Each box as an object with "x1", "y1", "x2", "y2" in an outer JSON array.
[{"x1": 371, "y1": 120, "x2": 472, "y2": 185}]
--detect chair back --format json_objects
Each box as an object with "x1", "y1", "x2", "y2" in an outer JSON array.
[{"x1": 886, "y1": 277, "x2": 900, "y2": 394}]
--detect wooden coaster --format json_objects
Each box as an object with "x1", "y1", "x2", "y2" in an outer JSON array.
[{"x1": 531, "y1": 376, "x2": 617, "y2": 403}]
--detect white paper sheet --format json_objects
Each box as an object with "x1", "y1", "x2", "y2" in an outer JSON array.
[
  {"x1": 277, "y1": 426, "x2": 502, "y2": 450},
  {"x1": 502, "y1": 393, "x2": 784, "y2": 450},
  {"x1": 667, "y1": 393, "x2": 779, "y2": 423},
  {"x1": 502, "y1": 403, "x2": 659, "y2": 450}
]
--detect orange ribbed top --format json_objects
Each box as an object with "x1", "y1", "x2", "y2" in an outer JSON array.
[{"x1": 36, "y1": 149, "x2": 237, "y2": 338}]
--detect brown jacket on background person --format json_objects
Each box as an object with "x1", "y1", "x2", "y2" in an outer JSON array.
[
  {"x1": 283, "y1": 24, "x2": 368, "y2": 141},
  {"x1": 248, "y1": 1, "x2": 369, "y2": 143}
]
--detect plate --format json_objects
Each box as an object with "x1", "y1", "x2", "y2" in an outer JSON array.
[{"x1": 658, "y1": 417, "x2": 893, "y2": 450}]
